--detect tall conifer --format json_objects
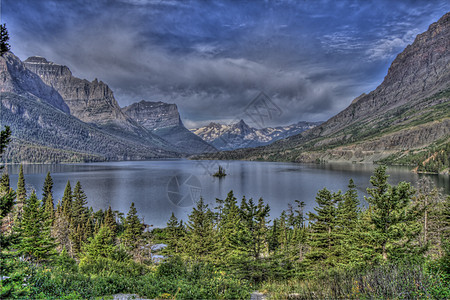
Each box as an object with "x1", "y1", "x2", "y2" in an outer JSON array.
[{"x1": 17, "y1": 191, "x2": 55, "y2": 261}]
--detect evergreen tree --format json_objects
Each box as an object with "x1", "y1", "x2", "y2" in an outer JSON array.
[
  {"x1": 290, "y1": 200, "x2": 308, "y2": 262},
  {"x1": 0, "y1": 24, "x2": 10, "y2": 55},
  {"x1": 306, "y1": 188, "x2": 340, "y2": 267},
  {"x1": 52, "y1": 201, "x2": 71, "y2": 254},
  {"x1": 0, "y1": 171, "x2": 15, "y2": 250},
  {"x1": 239, "y1": 197, "x2": 270, "y2": 260},
  {"x1": 165, "y1": 212, "x2": 184, "y2": 254},
  {"x1": 83, "y1": 225, "x2": 117, "y2": 259},
  {"x1": 42, "y1": 172, "x2": 53, "y2": 203},
  {"x1": 215, "y1": 191, "x2": 242, "y2": 260},
  {"x1": 365, "y1": 166, "x2": 419, "y2": 261},
  {"x1": 17, "y1": 191, "x2": 55, "y2": 261},
  {"x1": 71, "y1": 181, "x2": 88, "y2": 226},
  {"x1": 186, "y1": 197, "x2": 215, "y2": 259},
  {"x1": 0, "y1": 127, "x2": 14, "y2": 273},
  {"x1": 334, "y1": 179, "x2": 360, "y2": 265},
  {"x1": 103, "y1": 206, "x2": 117, "y2": 236},
  {"x1": 70, "y1": 181, "x2": 89, "y2": 255},
  {"x1": 14, "y1": 165, "x2": 26, "y2": 222},
  {"x1": 0, "y1": 171, "x2": 15, "y2": 228},
  {"x1": 122, "y1": 202, "x2": 144, "y2": 251},
  {"x1": 61, "y1": 181, "x2": 72, "y2": 219},
  {"x1": 0, "y1": 126, "x2": 11, "y2": 164},
  {"x1": 41, "y1": 173, "x2": 55, "y2": 225},
  {"x1": 43, "y1": 192, "x2": 55, "y2": 222}
]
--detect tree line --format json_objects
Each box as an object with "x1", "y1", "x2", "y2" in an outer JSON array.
[
  {"x1": 1, "y1": 124, "x2": 449, "y2": 297},
  {"x1": 1, "y1": 163, "x2": 448, "y2": 282}
]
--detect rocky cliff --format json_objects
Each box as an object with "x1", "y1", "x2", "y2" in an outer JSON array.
[
  {"x1": 0, "y1": 54, "x2": 178, "y2": 162},
  {"x1": 209, "y1": 12, "x2": 450, "y2": 169},
  {"x1": 24, "y1": 56, "x2": 128, "y2": 126},
  {"x1": 123, "y1": 101, "x2": 216, "y2": 154},
  {"x1": 23, "y1": 56, "x2": 178, "y2": 152},
  {"x1": 0, "y1": 53, "x2": 69, "y2": 113}
]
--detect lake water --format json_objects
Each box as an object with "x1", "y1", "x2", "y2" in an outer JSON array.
[{"x1": 5, "y1": 160, "x2": 449, "y2": 227}]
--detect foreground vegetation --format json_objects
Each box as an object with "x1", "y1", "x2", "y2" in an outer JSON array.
[{"x1": 1, "y1": 126, "x2": 449, "y2": 299}]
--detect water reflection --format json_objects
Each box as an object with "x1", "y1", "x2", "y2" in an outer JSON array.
[{"x1": 5, "y1": 160, "x2": 449, "y2": 227}]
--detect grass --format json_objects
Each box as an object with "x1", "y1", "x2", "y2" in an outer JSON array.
[{"x1": 261, "y1": 263, "x2": 450, "y2": 299}]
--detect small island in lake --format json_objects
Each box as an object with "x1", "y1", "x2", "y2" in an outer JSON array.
[{"x1": 212, "y1": 165, "x2": 227, "y2": 177}]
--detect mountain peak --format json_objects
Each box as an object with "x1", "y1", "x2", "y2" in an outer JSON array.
[
  {"x1": 24, "y1": 56, "x2": 50, "y2": 64},
  {"x1": 1, "y1": 52, "x2": 70, "y2": 113},
  {"x1": 123, "y1": 100, "x2": 181, "y2": 129}
]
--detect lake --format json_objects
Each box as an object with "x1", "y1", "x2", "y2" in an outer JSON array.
[{"x1": 5, "y1": 160, "x2": 449, "y2": 227}]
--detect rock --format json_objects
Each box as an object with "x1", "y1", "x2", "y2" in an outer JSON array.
[
  {"x1": 123, "y1": 100, "x2": 216, "y2": 154},
  {"x1": 23, "y1": 56, "x2": 179, "y2": 154},
  {"x1": 0, "y1": 52, "x2": 69, "y2": 113}
]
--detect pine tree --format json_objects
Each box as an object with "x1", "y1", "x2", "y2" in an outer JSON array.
[
  {"x1": 215, "y1": 191, "x2": 242, "y2": 260},
  {"x1": 42, "y1": 172, "x2": 53, "y2": 204},
  {"x1": 103, "y1": 206, "x2": 117, "y2": 236},
  {"x1": 290, "y1": 200, "x2": 308, "y2": 262},
  {"x1": 1, "y1": 171, "x2": 14, "y2": 226},
  {"x1": 365, "y1": 166, "x2": 419, "y2": 261},
  {"x1": 83, "y1": 225, "x2": 117, "y2": 259},
  {"x1": 186, "y1": 197, "x2": 215, "y2": 259},
  {"x1": 61, "y1": 181, "x2": 72, "y2": 219},
  {"x1": 70, "y1": 181, "x2": 89, "y2": 256},
  {"x1": 0, "y1": 171, "x2": 15, "y2": 249},
  {"x1": 52, "y1": 201, "x2": 71, "y2": 254},
  {"x1": 71, "y1": 181, "x2": 88, "y2": 226},
  {"x1": 0, "y1": 24, "x2": 10, "y2": 55},
  {"x1": 122, "y1": 202, "x2": 144, "y2": 251},
  {"x1": 14, "y1": 165, "x2": 26, "y2": 222},
  {"x1": 334, "y1": 179, "x2": 360, "y2": 265},
  {"x1": 165, "y1": 212, "x2": 183, "y2": 254},
  {"x1": 306, "y1": 188, "x2": 340, "y2": 267},
  {"x1": 17, "y1": 191, "x2": 55, "y2": 261},
  {"x1": 239, "y1": 197, "x2": 270, "y2": 260},
  {"x1": 0, "y1": 126, "x2": 16, "y2": 274}
]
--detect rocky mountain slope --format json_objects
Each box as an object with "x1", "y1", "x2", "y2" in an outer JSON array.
[
  {"x1": 0, "y1": 53, "x2": 179, "y2": 163},
  {"x1": 0, "y1": 53, "x2": 69, "y2": 113},
  {"x1": 191, "y1": 119, "x2": 321, "y2": 150},
  {"x1": 207, "y1": 12, "x2": 450, "y2": 173},
  {"x1": 123, "y1": 101, "x2": 216, "y2": 154},
  {"x1": 23, "y1": 56, "x2": 176, "y2": 152}
]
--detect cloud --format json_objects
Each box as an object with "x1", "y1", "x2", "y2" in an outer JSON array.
[
  {"x1": 366, "y1": 28, "x2": 421, "y2": 61},
  {"x1": 4, "y1": 0, "x2": 449, "y2": 128}
]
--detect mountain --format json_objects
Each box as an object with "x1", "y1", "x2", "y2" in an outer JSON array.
[
  {"x1": 207, "y1": 12, "x2": 450, "y2": 173},
  {"x1": 23, "y1": 56, "x2": 177, "y2": 152},
  {"x1": 0, "y1": 53, "x2": 69, "y2": 113},
  {"x1": 0, "y1": 52, "x2": 179, "y2": 163},
  {"x1": 191, "y1": 119, "x2": 321, "y2": 150},
  {"x1": 123, "y1": 100, "x2": 216, "y2": 154}
]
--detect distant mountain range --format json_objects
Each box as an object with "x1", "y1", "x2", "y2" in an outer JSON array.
[
  {"x1": 2, "y1": 12, "x2": 448, "y2": 168},
  {"x1": 205, "y1": 12, "x2": 450, "y2": 173},
  {"x1": 191, "y1": 119, "x2": 321, "y2": 150},
  {"x1": 0, "y1": 54, "x2": 215, "y2": 163}
]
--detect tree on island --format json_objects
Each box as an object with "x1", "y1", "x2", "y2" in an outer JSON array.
[{"x1": 213, "y1": 165, "x2": 227, "y2": 178}]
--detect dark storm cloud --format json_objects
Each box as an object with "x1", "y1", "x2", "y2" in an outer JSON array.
[{"x1": 3, "y1": 0, "x2": 449, "y2": 127}]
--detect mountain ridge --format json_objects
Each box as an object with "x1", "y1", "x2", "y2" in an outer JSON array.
[
  {"x1": 191, "y1": 119, "x2": 321, "y2": 150},
  {"x1": 1, "y1": 53, "x2": 180, "y2": 162},
  {"x1": 202, "y1": 12, "x2": 450, "y2": 173},
  {"x1": 123, "y1": 100, "x2": 216, "y2": 154}
]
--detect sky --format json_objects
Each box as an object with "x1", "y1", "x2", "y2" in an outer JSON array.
[{"x1": 2, "y1": 0, "x2": 449, "y2": 128}]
